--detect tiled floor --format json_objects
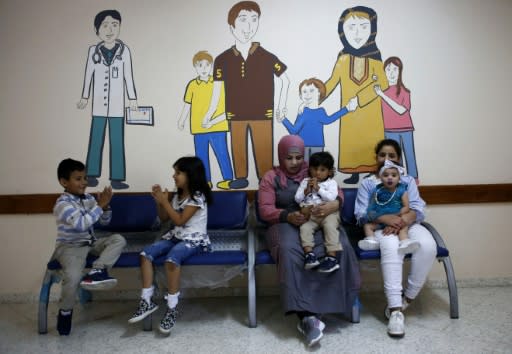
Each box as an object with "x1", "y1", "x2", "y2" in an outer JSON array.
[{"x1": 1, "y1": 286, "x2": 511, "y2": 354}]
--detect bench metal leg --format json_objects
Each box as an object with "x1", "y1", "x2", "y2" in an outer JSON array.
[
  {"x1": 247, "y1": 229, "x2": 257, "y2": 328},
  {"x1": 441, "y1": 255, "x2": 459, "y2": 318},
  {"x1": 38, "y1": 270, "x2": 60, "y2": 334},
  {"x1": 79, "y1": 288, "x2": 92, "y2": 304},
  {"x1": 143, "y1": 315, "x2": 153, "y2": 331},
  {"x1": 139, "y1": 274, "x2": 162, "y2": 331},
  {"x1": 421, "y1": 222, "x2": 459, "y2": 319},
  {"x1": 350, "y1": 296, "x2": 361, "y2": 323}
]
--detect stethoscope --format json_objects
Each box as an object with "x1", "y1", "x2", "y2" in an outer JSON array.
[{"x1": 92, "y1": 39, "x2": 125, "y2": 64}]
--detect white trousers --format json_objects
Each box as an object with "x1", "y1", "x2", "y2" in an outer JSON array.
[{"x1": 375, "y1": 223, "x2": 437, "y2": 308}]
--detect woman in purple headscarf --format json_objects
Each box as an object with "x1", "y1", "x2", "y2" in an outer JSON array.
[{"x1": 258, "y1": 135, "x2": 361, "y2": 347}]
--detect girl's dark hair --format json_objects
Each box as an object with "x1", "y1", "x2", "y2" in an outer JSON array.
[
  {"x1": 173, "y1": 156, "x2": 212, "y2": 204},
  {"x1": 375, "y1": 139, "x2": 402, "y2": 157},
  {"x1": 309, "y1": 151, "x2": 335, "y2": 177}
]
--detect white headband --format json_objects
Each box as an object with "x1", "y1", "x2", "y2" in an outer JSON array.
[{"x1": 379, "y1": 159, "x2": 405, "y2": 176}]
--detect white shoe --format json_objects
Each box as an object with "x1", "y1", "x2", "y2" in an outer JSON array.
[
  {"x1": 398, "y1": 239, "x2": 420, "y2": 254},
  {"x1": 358, "y1": 236, "x2": 380, "y2": 251},
  {"x1": 387, "y1": 310, "x2": 405, "y2": 337},
  {"x1": 385, "y1": 297, "x2": 410, "y2": 319}
]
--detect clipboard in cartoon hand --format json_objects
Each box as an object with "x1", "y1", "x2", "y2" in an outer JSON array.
[{"x1": 125, "y1": 106, "x2": 154, "y2": 126}]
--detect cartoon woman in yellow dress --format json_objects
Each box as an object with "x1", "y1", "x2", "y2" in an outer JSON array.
[{"x1": 324, "y1": 6, "x2": 388, "y2": 184}]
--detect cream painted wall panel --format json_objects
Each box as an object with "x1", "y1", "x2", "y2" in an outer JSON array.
[
  {"x1": 0, "y1": 215, "x2": 56, "y2": 294},
  {"x1": 1, "y1": 0, "x2": 512, "y2": 194},
  {"x1": 425, "y1": 203, "x2": 512, "y2": 279}
]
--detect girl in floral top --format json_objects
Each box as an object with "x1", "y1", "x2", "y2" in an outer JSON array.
[{"x1": 129, "y1": 156, "x2": 212, "y2": 334}]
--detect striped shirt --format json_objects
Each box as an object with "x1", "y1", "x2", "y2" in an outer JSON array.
[{"x1": 53, "y1": 192, "x2": 111, "y2": 245}]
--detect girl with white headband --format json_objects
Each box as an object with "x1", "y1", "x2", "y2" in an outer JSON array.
[{"x1": 359, "y1": 159, "x2": 420, "y2": 254}]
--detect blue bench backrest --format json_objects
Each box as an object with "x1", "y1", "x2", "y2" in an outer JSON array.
[
  {"x1": 208, "y1": 191, "x2": 248, "y2": 229},
  {"x1": 95, "y1": 192, "x2": 248, "y2": 233},
  {"x1": 95, "y1": 194, "x2": 159, "y2": 232},
  {"x1": 341, "y1": 188, "x2": 358, "y2": 225}
]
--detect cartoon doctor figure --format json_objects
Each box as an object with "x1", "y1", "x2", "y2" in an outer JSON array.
[{"x1": 77, "y1": 9, "x2": 137, "y2": 190}]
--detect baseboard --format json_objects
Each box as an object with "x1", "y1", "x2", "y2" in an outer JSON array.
[{"x1": 427, "y1": 276, "x2": 512, "y2": 289}]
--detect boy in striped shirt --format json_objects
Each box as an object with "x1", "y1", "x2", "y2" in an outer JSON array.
[{"x1": 51, "y1": 158, "x2": 126, "y2": 335}]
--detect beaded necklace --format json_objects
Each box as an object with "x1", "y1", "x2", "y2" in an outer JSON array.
[{"x1": 374, "y1": 185, "x2": 397, "y2": 206}]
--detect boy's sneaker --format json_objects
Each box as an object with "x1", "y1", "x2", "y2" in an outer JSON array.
[
  {"x1": 398, "y1": 239, "x2": 420, "y2": 255},
  {"x1": 159, "y1": 306, "x2": 179, "y2": 334},
  {"x1": 128, "y1": 298, "x2": 159, "y2": 323},
  {"x1": 317, "y1": 256, "x2": 340, "y2": 273},
  {"x1": 80, "y1": 268, "x2": 117, "y2": 290},
  {"x1": 57, "y1": 309, "x2": 73, "y2": 335},
  {"x1": 297, "y1": 316, "x2": 325, "y2": 347},
  {"x1": 304, "y1": 252, "x2": 320, "y2": 270},
  {"x1": 358, "y1": 236, "x2": 380, "y2": 250},
  {"x1": 387, "y1": 310, "x2": 405, "y2": 337}
]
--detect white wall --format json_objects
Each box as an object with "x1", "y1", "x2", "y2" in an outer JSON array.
[
  {"x1": 1, "y1": 0, "x2": 511, "y2": 193},
  {"x1": 0, "y1": 0, "x2": 511, "y2": 297}
]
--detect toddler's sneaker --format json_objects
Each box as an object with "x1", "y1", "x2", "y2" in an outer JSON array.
[
  {"x1": 317, "y1": 256, "x2": 340, "y2": 273},
  {"x1": 387, "y1": 310, "x2": 405, "y2": 337},
  {"x1": 398, "y1": 239, "x2": 420, "y2": 255},
  {"x1": 304, "y1": 252, "x2": 320, "y2": 270},
  {"x1": 57, "y1": 309, "x2": 73, "y2": 335},
  {"x1": 128, "y1": 298, "x2": 159, "y2": 323},
  {"x1": 159, "y1": 306, "x2": 179, "y2": 334},
  {"x1": 80, "y1": 268, "x2": 117, "y2": 290},
  {"x1": 297, "y1": 316, "x2": 325, "y2": 347},
  {"x1": 358, "y1": 236, "x2": 380, "y2": 250}
]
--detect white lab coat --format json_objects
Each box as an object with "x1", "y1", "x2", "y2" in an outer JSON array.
[{"x1": 81, "y1": 42, "x2": 137, "y2": 117}]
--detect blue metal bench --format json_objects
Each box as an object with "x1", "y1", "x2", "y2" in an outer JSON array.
[
  {"x1": 38, "y1": 191, "x2": 255, "y2": 334},
  {"x1": 253, "y1": 188, "x2": 459, "y2": 324}
]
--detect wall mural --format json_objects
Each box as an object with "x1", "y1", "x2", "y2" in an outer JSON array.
[
  {"x1": 203, "y1": 1, "x2": 289, "y2": 190},
  {"x1": 277, "y1": 78, "x2": 358, "y2": 162},
  {"x1": 324, "y1": 6, "x2": 388, "y2": 185},
  {"x1": 76, "y1": 3, "x2": 421, "y2": 190},
  {"x1": 377, "y1": 56, "x2": 419, "y2": 184},
  {"x1": 177, "y1": 51, "x2": 234, "y2": 190},
  {"x1": 77, "y1": 9, "x2": 149, "y2": 190}
]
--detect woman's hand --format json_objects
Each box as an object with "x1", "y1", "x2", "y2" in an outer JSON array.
[
  {"x1": 382, "y1": 225, "x2": 400, "y2": 236},
  {"x1": 400, "y1": 210, "x2": 417, "y2": 226},
  {"x1": 311, "y1": 200, "x2": 339, "y2": 218},
  {"x1": 376, "y1": 214, "x2": 405, "y2": 235},
  {"x1": 287, "y1": 211, "x2": 307, "y2": 226}
]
